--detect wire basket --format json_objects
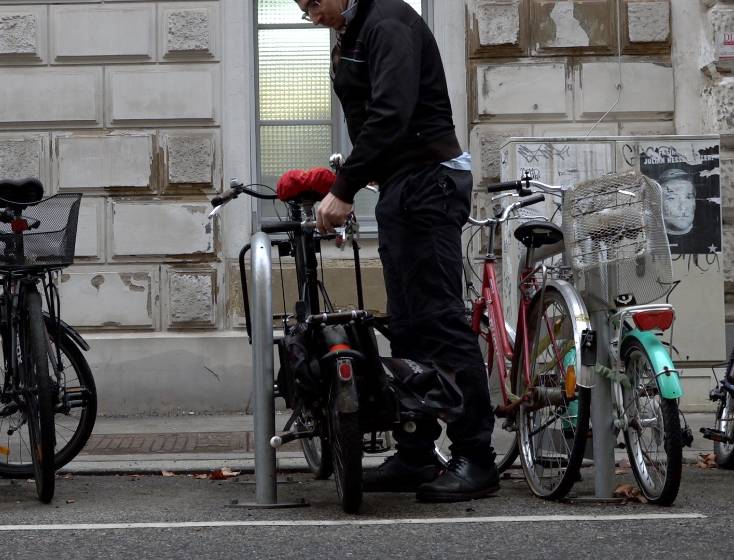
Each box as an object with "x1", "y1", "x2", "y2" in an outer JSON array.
[
  {"x1": 561, "y1": 172, "x2": 672, "y2": 310},
  {"x1": 0, "y1": 194, "x2": 82, "y2": 269}
]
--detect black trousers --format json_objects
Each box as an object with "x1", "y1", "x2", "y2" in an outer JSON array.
[{"x1": 375, "y1": 164, "x2": 494, "y2": 464}]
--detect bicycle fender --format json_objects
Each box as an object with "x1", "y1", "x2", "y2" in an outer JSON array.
[
  {"x1": 335, "y1": 376, "x2": 359, "y2": 414},
  {"x1": 543, "y1": 280, "x2": 594, "y2": 388},
  {"x1": 621, "y1": 329, "x2": 683, "y2": 399},
  {"x1": 42, "y1": 312, "x2": 90, "y2": 351}
]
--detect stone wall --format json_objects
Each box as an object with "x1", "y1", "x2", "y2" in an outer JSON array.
[
  {"x1": 0, "y1": 1, "x2": 224, "y2": 336},
  {"x1": 700, "y1": 0, "x2": 734, "y2": 323}
]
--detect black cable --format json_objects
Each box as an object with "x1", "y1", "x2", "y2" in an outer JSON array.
[{"x1": 464, "y1": 225, "x2": 484, "y2": 291}]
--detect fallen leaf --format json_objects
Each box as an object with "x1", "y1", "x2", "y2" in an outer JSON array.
[
  {"x1": 194, "y1": 474, "x2": 209, "y2": 480},
  {"x1": 161, "y1": 471, "x2": 176, "y2": 477},
  {"x1": 0, "y1": 446, "x2": 9, "y2": 457},
  {"x1": 209, "y1": 467, "x2": 241, "y2": 480},
  {"x1": 613, "y1": 483, "x2": 648, "y2": 504},
  {"x1": 617, "y1": 458, "x2": 632, "y2": 469},
  {"x1": 66, "y1": 499, "x2": 75, "y2": 504},
  {"x1": 696, "y1": 453, "x2": 717, "y2": 469}
]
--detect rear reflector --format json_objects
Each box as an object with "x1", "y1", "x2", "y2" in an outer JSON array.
[{"x1": 632, "y1": 309, "x2": 674, "y2": 332}]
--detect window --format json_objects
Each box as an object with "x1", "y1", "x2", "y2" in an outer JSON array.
[{"x1": 255, "y1": 0, "x2": 431, "y2": 226}]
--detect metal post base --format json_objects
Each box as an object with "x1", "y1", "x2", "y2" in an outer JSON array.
[{"x1": 226, "y1": 498, "x2": 310, "y2": 509}]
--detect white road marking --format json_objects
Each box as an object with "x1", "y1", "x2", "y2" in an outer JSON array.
[{"x1": 0, "y1": 513, "x2": 705, "y2": 532}]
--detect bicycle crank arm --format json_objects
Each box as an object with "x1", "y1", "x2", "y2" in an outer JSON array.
[{"x1": 269, "y1": 430, "x2": 315, "y2": 449}]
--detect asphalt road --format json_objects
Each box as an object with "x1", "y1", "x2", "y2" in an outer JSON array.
[{"x1": 0, "y1": 465, "x2": 731, "y2": 560}]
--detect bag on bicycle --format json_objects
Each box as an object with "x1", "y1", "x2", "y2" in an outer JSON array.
[
  {"x1": 276, "y1": 324, "x2": 322, "y2": 407},
  {"x1": 381, "y1": 358, "x2": 464, "y2": 423}
]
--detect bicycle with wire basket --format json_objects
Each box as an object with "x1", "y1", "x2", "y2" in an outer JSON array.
[
  {"x1": 210, "y1": 168, "x2": 410, "y2": 514},
  {"x1": 562, "y1": 171, "x2": 685, "y2": 505},
  {"x1": 0, "y1": 178, "x2": 96, "y2": 504},
  {"x1": 465, "y1": 177, "x2": 592, "y2": 500}
]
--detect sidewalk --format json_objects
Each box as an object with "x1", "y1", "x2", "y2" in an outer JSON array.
[{"x1": 62, "y1": 412, "x2": 718, "y2": 475}]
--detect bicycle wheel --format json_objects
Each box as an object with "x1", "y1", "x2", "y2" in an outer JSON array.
[
  {"x1": 476, "y1": 314, "x2": 519, "y2": 472},
  {"x1": 329, "y1": 390, "x2": 363, "y2": 513},
  {"x1": 22, "y1": 286, "x2": 55, "y2": 503},
  {"x1": 297, "y1": 407, "x2": 333, "y2": 479},
  {"x1": 515, "y1": 288, "x2": 590, "y2": 500},
  {"x1": 714, "y1": 384, "x2": 734, "y2": 468},
  {"x1": 0, "y1": 325, "x2": 96, "y2": 477},
  {"x1": 622, "y1": 340, "x2": 682, "y2": 505}
]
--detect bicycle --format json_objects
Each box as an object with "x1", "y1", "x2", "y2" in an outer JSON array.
[
  {"x1": 562, "y1": 171, "x2": 684, "y2": 505},
  {"x1": 0, "y1": 178, "x2": 95, "y2": 503},
  {"x1": 701, "y1": 346, "x2": 734, "y2": 469},
  {"x1": 465, "y1": 178, "x2": 592, "y2": 499},
  {"x1": 211, "y1": 172, "x2": 404, "y2": 513}
]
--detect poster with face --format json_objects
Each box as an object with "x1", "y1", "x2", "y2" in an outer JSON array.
[{"x1": 636, "y1": 142, "x2": 721, "y2": 255}]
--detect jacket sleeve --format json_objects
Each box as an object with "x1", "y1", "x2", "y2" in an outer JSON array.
[{"x1": 330, "y1": 19, "x2": 421, "y2": 203}]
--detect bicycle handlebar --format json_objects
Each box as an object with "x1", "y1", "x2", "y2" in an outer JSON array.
[
  {"x1": 468, "y1": 193, "x2": 546, "y2": 227},
  {"x1": 260, "y1": 220, "x2": 317, "y2": 235},
  {"x1": 487, "y1": 180, "x2": 524, "y2": 193}
]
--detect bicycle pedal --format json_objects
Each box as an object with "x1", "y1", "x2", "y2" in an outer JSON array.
[
  {"x1": 681, "y1": 427, "x2": 694, "y2": 448},
  {"x1": 700, "y1": 427, "x2": 733, "y2": 444}
]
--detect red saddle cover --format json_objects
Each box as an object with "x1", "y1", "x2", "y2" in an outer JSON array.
[{"x1": 276, "y1": 167, "x2": 336, "y2": 202}]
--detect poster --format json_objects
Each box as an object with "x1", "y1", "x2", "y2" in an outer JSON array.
[{"x1": 634, "y1": 141, "x2": 721, "y2": 255}]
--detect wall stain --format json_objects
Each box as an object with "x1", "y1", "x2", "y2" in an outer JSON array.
[{"x1": 91, "y1": 274, "x2": 105, "y2": 291}]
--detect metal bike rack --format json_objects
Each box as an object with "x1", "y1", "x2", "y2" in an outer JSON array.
[
  {"x1": 229, "y1": 231, "x2": 307, "y2": 509},
  {"x1": 589, "y1": 310, "x2": 617, "y2": 500}
]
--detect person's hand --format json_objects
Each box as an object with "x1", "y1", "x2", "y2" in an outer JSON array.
[{"x1": 316, "y1": 193, "x2": 353, "y2": 234}]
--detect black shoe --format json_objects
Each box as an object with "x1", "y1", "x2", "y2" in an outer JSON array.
[
  {"x1": 363, "y1": 454, "x2": 440, "y2": 493},
  {"x1": 416, "y1": 456, "x2": 500, "y2": 503}
]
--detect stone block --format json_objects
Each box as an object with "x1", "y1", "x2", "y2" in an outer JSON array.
[
  {"x1": 165, "y1": 267, "x2": 217, "y2": 328},
  {"x1": 106, "y1": 65, "x2": 219, "y2": 125},
  {"x1": 476, "y1": 62, "x2": 568, "y2": 119},
  {"x1": 0, "y1": 133, "x2": 48, "y2": 183},
  {"x1": 721, "y1": 155, "x2": 734, "y2": 209},
  {"x1": 702, "y1": 77, "x2": 734, "y2": 135},
  {"x1": 111, "y1": 201, "x2": 215, "y2": 258},
  {"x1": 75, "y1": 196, "x2": 104, "y2": 260},
  {"x1": 162, "y1": 130, "x2": 218, "y2": 188},
  {"x1": 575, "y1": 61, "x2": 674, "y2": 118},
  {"x1": 0, "y1": 67, "x2": 102, "y2": 126},
  {"x1": 706, "y1": 4, "x2": 734, "y2": 64},
  {"x1": 161, "y1": 2, "x2": 218, "y2": 59},
  {"x1": 53, "y1": 132, "x2": 155, "y2": 191},
  {"x1": 470, "y1": 124, "x2": 532, "y2": 184},
  {"x1": 0, "y1": 6, "x2": 45, "y2": 63},
  {"x1": 470, "y1": 0, "x2": 522, "y2": 46},
  {"x1": 626, "y1": 1, "x2": 670, "y2": 43},
  {"x1": 58, "y1": 267, "x2": 160, "y2": 330},
  {"x1": 530, "y1": 0, "x2": 613, "y2": 54},
  {"x1": 50, "y1": 4, "x2": 155, "y2": 61}
]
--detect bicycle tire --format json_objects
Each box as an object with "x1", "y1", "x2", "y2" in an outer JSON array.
[
  {"x1": 0, "y1": 325, "x2": 96, "y2": 477},
  {"x1": 714, "y1": 387, "x2": 734, "y2": 468},
  {"x1": 329, "y1": 395, "x2": 362, "y2": 513},
  {"x1": 297, "y1": 408, "x2": 333, "y2": 479},
  {"x1": 476, "y1": 314, "x2": 519, "y2": 473},
  {"x1": 622, "y1": 340, "x2": 682, "y2": 505},
  {"x1": 23, "y1": 286, "x2": 56, "y2": 503},
  {"x1": 515, "y1": 288, "x2": 590, "y2": 500}
]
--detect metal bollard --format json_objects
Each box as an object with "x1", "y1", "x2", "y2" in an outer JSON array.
[
  {"x1": 251, "y1": 231, "x2": 277, "y2": 504},
  {"x1": 228, "y1": 232, "x2": 307, "y2": 509},
  {"x1": 590, "y1": 309, "x2": 616, "y2": 499}
]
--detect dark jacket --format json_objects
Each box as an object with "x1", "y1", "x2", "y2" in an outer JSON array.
[{"x1": 330, "y1": 0, "x2": 461, "y2": 203}]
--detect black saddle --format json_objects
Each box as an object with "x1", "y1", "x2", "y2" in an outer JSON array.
[
  {"x1": 513, "y1": 220, "x2": 564, "y2": 248},
  {"x1": 0, "y1": 178, "x2": 44, "y2": 206}
]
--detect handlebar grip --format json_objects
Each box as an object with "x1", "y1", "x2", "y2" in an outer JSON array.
[
  {"x1": 486, "y1": 180, "x2": 522, "y2": 193},
  {"x1": 211, "y1": 189, "x2": 239, "y2": 208},
  {"x1": 518, "y1": 194, "x2": 545, "y2": 208}
]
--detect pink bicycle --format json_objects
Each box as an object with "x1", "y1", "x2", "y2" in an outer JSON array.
[{"x1": 466, "y1": 177, "x2": 592, "y2": 499}]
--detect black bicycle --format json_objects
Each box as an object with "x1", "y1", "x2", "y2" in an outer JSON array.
[
  {"x1": 701, "y1": 345, "x2": 734, "y2": 469},
  {"x1": 0, "y1": 178, "x2": 97, "y2": 502},
  {"x1": 212, "y1": 172, "x2": 403, "y2": 513}
]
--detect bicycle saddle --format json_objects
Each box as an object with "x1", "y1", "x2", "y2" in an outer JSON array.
[
  {"x1": 0, "y1": 178, "x2": 44, "y2": 205},
  {"x1": 514, "y1": 220, "x2": 564, "y2": 248},
  {"x1": 277, "y1": 168, "x2": 336, "y2": 203}
]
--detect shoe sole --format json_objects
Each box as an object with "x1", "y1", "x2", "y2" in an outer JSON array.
[{"x1": 416, "y1": 484, "x2": 500, "y2": 503}]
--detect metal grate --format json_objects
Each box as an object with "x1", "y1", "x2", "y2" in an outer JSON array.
[
  {"x1": 561, "y1": 172, "x2": 673, "y2": 310},
  {"x1": 0, "y1": 194, "x2": 82, "y2": 269}
]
